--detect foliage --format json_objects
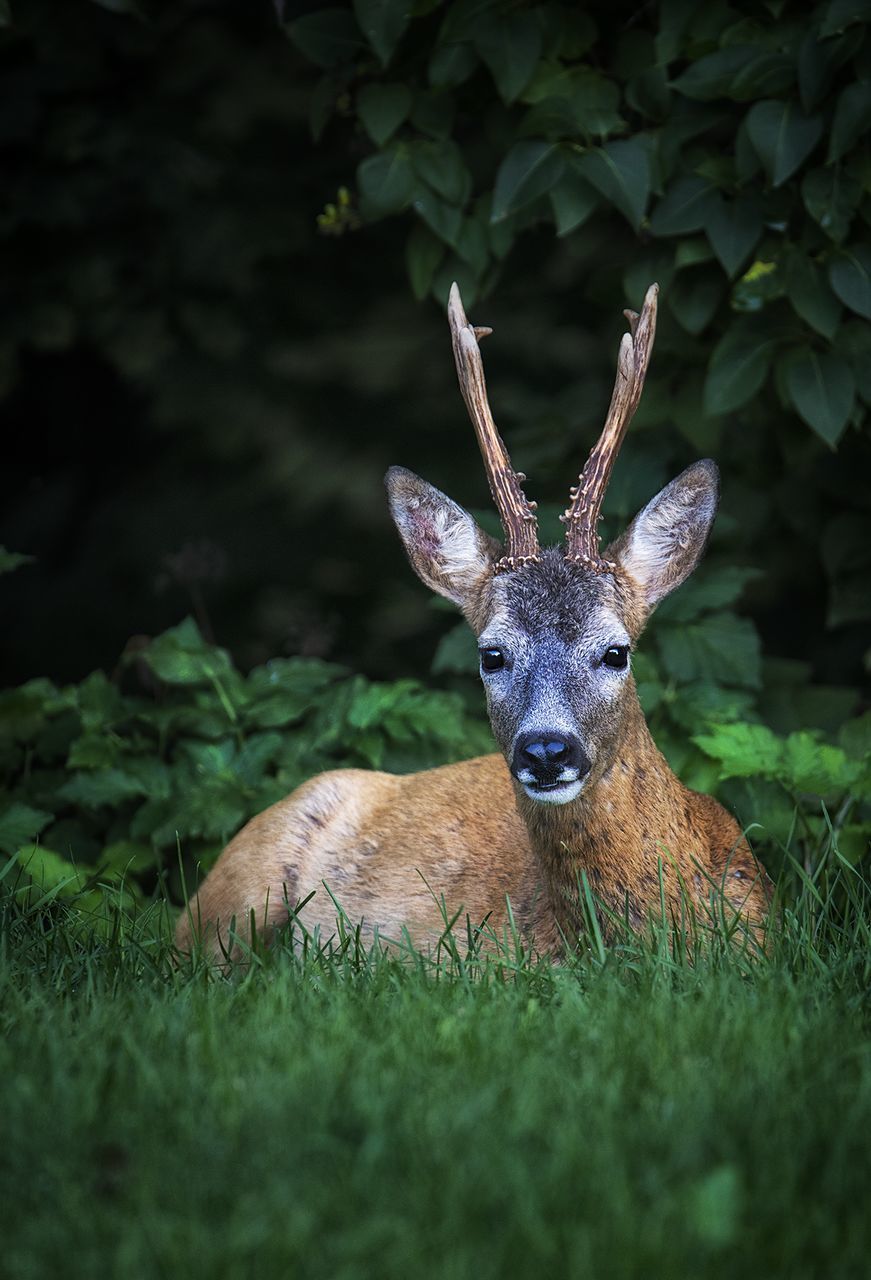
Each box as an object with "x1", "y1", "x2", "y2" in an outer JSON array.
[
  {"x1": 291, "y1": 0, "x2": 868, "y2": 441},
  {"x1": 285, "y1": 0, "x2": 870, "y2": 690},
  {"x1": 0, "y1": 617, "x2": 494, "y2": 910}
]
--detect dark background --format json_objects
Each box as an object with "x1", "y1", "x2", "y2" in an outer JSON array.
[{"x1": 1, "y1": 0, "x2": 868, "y2": 704}]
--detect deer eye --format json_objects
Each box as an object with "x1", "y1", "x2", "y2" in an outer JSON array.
[
  {"x1": 480, "y1": 647, "x2": 506, "y2": 672},
  {"x1": 601, "y1": 645, "x2": 629, "y2": 670}
]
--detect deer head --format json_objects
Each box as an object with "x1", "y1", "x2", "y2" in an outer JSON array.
[{"x1": 387, "y1": 285, "x2": 718, "y2": 806}]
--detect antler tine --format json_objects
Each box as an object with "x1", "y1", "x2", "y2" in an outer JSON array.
[
  {"x1": 562, "y1": 283, "x2": 659, "y2": 572},
  {"x1": 447, "y1": 282, "x2": 539, "y2": 573}
]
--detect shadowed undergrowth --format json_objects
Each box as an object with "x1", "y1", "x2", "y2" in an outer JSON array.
[{"x1": 2, "y1": 847, "x2": 870, "y2": 1279}]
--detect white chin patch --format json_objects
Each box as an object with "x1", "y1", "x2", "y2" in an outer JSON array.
[{"x1": 521, "y1": 779, "x2": 584, "y2": 806}]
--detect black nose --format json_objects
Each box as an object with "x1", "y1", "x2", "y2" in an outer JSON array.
[
  {"x1": 511, "y1": 733, "x2": 590, "y2": 785},
  {"x1": 525, "y1": 740, "x2": 571, "y2": 765}
]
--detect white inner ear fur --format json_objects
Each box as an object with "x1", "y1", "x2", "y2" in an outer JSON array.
[
  {"x1": 617, "y1": 468, "x2": 718, "y2": 607},
  {"x1": 431, "y1": 505, "x2": 484, "y2": 580},
  {"x1": 390, "y1": 479, "x2": 496, "y2": 608}
]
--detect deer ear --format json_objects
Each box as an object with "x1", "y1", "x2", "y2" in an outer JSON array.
[
  {"x1": 607, "y1": 460, "x2": 719, "y2": 610},
  {"x1": 386, "y1": 467, "x2": 500, "y2": 609}
]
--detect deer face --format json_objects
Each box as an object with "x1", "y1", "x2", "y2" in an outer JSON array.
[
  {"x1": 477, "y1": 551, "x2": 633, "y2": 803},
  {"x1": 387, "y1": 461, "x2": 718, "y2": 805}
]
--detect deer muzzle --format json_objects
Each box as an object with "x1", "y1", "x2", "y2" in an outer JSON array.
[{"x1": 510, "y1": 731, "x2": 591, "y2": 804}]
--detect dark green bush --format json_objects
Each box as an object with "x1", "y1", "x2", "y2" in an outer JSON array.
[{"x1": 0, "y1": 614, "x2": 494, "y2": 911}]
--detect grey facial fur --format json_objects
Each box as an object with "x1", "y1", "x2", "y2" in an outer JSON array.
[{"x1": 478, "y1": 549, "x2": 633, "y2": 800}]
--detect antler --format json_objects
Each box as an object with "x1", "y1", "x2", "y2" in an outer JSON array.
[
  {"x1": 562, "y1": 283, "x2": 659, "y2": 573},
  {"x1": 448, "y1": 283, "x2": 539, "y2": 574}
]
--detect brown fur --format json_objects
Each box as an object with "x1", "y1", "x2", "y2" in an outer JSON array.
[{"x1": 175, "y1": 737, "x2": 768, "y2": 959}]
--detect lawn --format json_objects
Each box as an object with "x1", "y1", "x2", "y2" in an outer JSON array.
[{"x1": 2, "y1": 859, "x2": 870, "y2": 1280}]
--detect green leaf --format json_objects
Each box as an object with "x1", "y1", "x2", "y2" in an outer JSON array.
[
  {"x1": 798, "y1": 24, "x2": 865, "y2": 111},
  {"x1": 729, "y1": 52, "x2": 795, "y2": 101},
  {"x1": 0, "y1": 803, "x2": 53, "y2": 855},
  {"x1": 704, "y1": 323, "x2": 777, "y2": 414},
  {"x1": 827, "y1": 80, "x2": 871, "y2": 163},
  {"x1": 668, "y1": 683, "x2": 757, "y2": 733},
  {"x1": 649, "y1": 177, "x2": 720, "y2": 237},
  {"x1": 745, "y1": 100, "x2": 823, "y2": 187},
  {"x1": 405, "y1": 223, "x2": 444, "y2": 300},
  {"x1": 671, "y1": 46, "x2": 754, "y2": 101},
  {"x1": 431, "y1": 622, "x2": 478, "y2": 675},
  {"x1": 780, "y1": 731, "x2": 859, "y2": 795},
  {"x1": 288, "y1": 9, "x2": 363, "y2": 68},
  {"x1": 821, "y1": 511, "x2": 871, "y2": 628},
  {"x1": 786, "y1": 255, "x2": 842, "y2": 339},
  {"x1": 353, "y1": 0, "x2": 410, "y2": 66},
  {"x1": 575, "y1": 136, "x2": 651, "y2": 230},
  {"x1": 667, "y1": 268, "x2": 725, "y2": 336},
  {"x1": 357, "y1": 84, "x2": 412, "y2": 146},
  {"x1": 656, "y1": 566, "x2": 763, "y2": 623},
  {"x1": 410, "y1": 90, "x2": 455, "y2": 139},
  {"x1": 801, "y1": 167, "x2": 862, "y2": 243},
  {"x1": 785, "y1": 348, "x2": 855, "y2": 447},
  {"x1": 839, "y1": 710, "x2": 871, "y2": 761},
  {"x1": 235, "y1": 732, "x2": 284, "y2": 786},
  {"x1": 819, "y1": 0, "x2": 870, "y2": 38},
  {"x1": 0, "y1": 547, "x2": 34, "y2": 575},
  {"x1": 626, "y1": 66, "x2": 670, "y2": 120},
  {"x1": 734, "y1": 118, "x2": 762, "y2": 181},
  {"x1": 693, "y1": 722, "x2": 783, "y2": 780},
  {"x1": 654, "y1": 0, "x2": 693, "y2": 64},
  {"x1": 474, "y1": 10, "x2": 541, "y2": 104},
  {"x1": 567, "y1": 69, "x2": 624, "y2": 136},
  {"x1": 411, "y1": 186, "x2": 462, "y2": 246},
  {"x1": 828, "y1": 245, "x2": 871, "y2": 319},
  {"x1": 548, "y1": 161, "x2": 599, "y2": 236},
  {"x1": 357, "y1": 145, "x2": 415, "y2": 215},
  {"x1": 657, "y1": 612, "x2": 761, "y2": 689},
  {"x1": 675, "y1": 237, "x2": 716, "y2": 269},
  {"x1": 523, "y1": 67, "x2": 624, "y2": 137},
  {"x1": 100, "y1": 840, "x2": 158, "y2": 877},
  {"x1": 67, "y1": 733, "x2": 117, "y2": 770},
  {"x1": 139, "y1": 618, "x2": 235, "y2": 688},
  {"x1": 412, "y1": 139, "x2": 470, "y2": 204},
  {"x1": 77, "y1": 670, "x2": 126, "y2": 730},
  {"x1": 705, "y1": 194, "x2": 764, "y2": 279},
  {"x1": 491, "y1": 142, "x2": 565, "y2": 222},
  {"x1": 437, "y1": 0, "x2": 501, "y2": 43},
  {"x1": 454, "y1": 217, "x2": 488, "y2": 272},
  {"x1": 58, "y1": 769, "x2": 149, "y2": 809},
  {"x1": 16, "y1": 845, "x2": 93, "y2": 897},
  {"x1": 428, "y1": 42, "x2": 478, "y2": 89},
  {"x1": 732, "y1": 258, "x2": 783, "y2": 313},
  {"x1": 841, "y1": 319, "x2": 871, "y2": 404}
]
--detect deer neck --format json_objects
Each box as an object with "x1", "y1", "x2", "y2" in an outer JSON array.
[{"x1": 514, "y1": 701, "x2": 685, "y2": 937}]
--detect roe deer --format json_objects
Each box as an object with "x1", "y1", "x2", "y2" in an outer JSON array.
[{"x1": 175, "y1": 283, "x2": 769, "y2": 959}]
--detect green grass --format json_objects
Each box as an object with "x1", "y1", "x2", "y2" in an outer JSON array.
[{"x1": 2, "y1": 853, "x2": 871, "y2": 1279}]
